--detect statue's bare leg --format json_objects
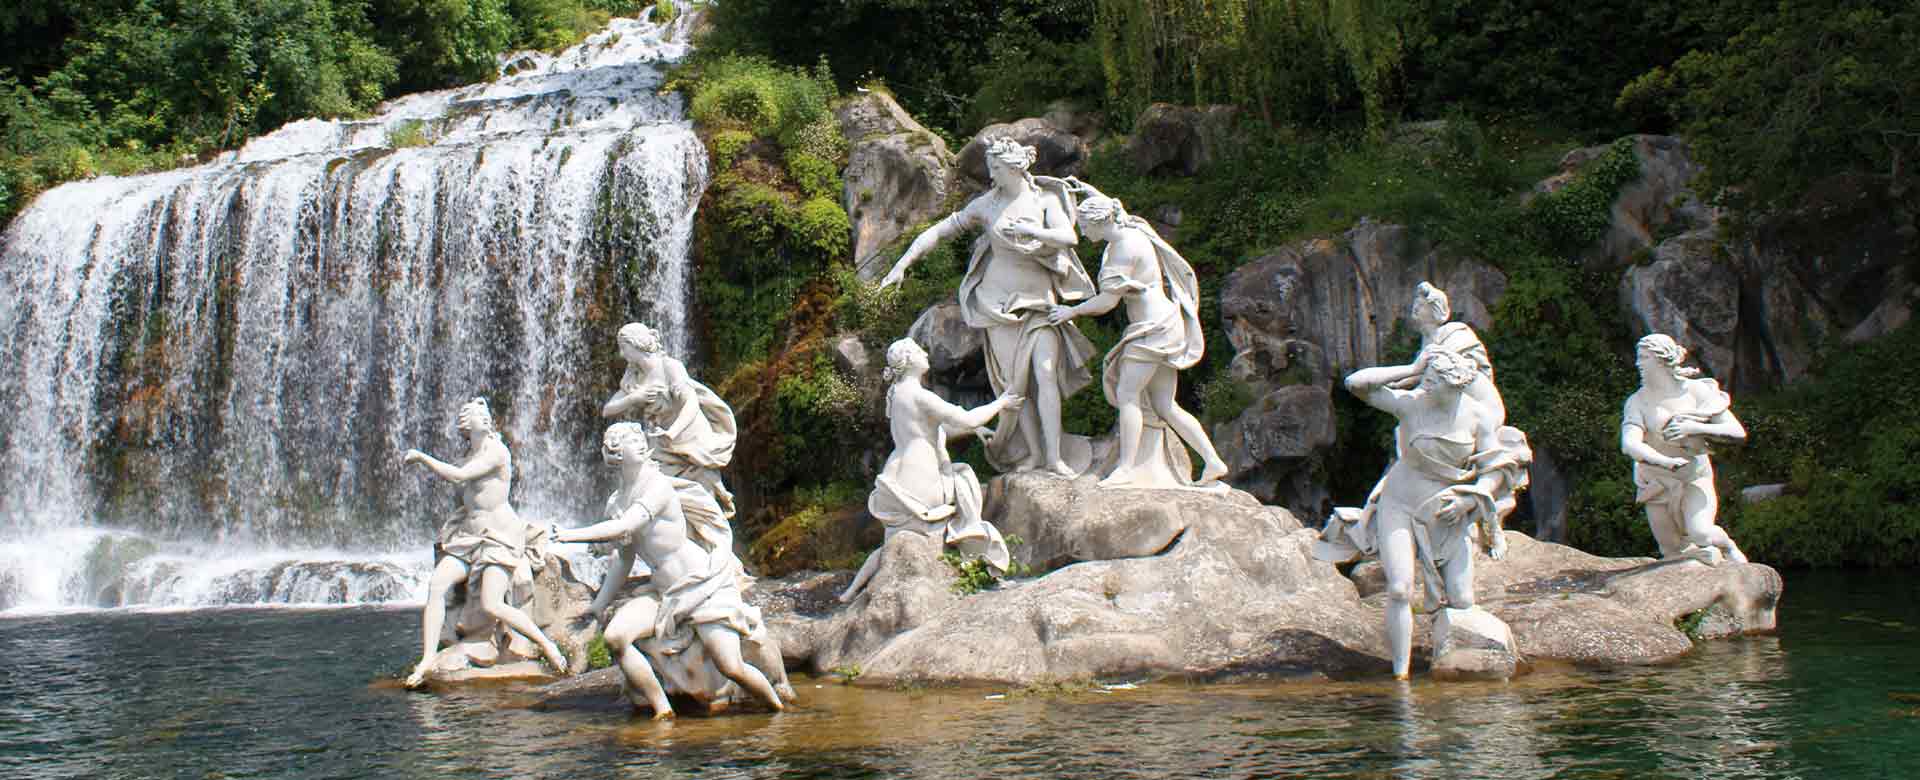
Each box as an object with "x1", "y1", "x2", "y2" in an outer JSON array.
[
  {"x1": 1645, "y1": 502, "x2": 1689, "y2": 559},
  {"x1": 477, "y1": 566, "x2": 568, "y2": 673},
  {"x1": 837, "y1": 532, "x2": 891, "y2": 603},
  {"x1": 1681, "y1": 485, "x2": 1745, "y2": 564},
  {"x1": 1376, "y1": 512, "x2": 1417, "y2": 680},
  {"x1": 695, "y1": 623, "x2": 786, "y2": 711},
  {"x1": 1441, "y1": 549, "x2": 1476, "y2": 610},
  {"x1": 408, "y1": 555, "x2": 470, "y2": 688},
  {"x1": 1146, "y1": 367, "x2": 1229, "y2": 484},
  {"x1": 1100, "y1": 359, "x2": 1155, "y2": 487},
  {"x1": 605, "y1": 599, "x2": 673, "y2": 718},
  {"x1": 1029, "y1": 334, "x2": 1072, "y2": 476}
]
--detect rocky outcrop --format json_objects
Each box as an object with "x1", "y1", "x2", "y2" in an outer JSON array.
[
  {"x1": 838, "y1": 92, "x2": 957, "y2": 280},
  {"x1": 768, "y1": 476, "x2": 1381, "y2": 685},
  {"x1": 1124, "y1": 104, "x2": 1242, "y2": 177},
  {"x1": 906, "y1": 302, "x2": 990, "y2": 405},
  {"x1": 956, "y1": 117, "x2": 1090, "y2": 189},
  {"x1": 1210, "y1": 220, "x2": 1506, "y2": 510}
]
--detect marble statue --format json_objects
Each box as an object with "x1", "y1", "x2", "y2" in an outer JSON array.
[
  {"x1": 1621, "y1": 333, "x2": 1749, "y2": 565},
  {"x1": 878, "y1": 137, "x2": 1096, "y2": 477},
  {"x1": 603, "y1": 322, "x2": 738, "y2": 518},
  {"x1": 552, "y1": 422, "x2": 789, "y2": 717},
  {"x1": 1397, "y1": 283, "x2": 1504, "y2": 423},
  {"x1": 1046, "y1": 190, "x2": 1228, "y2": 489},
  {"x1": 403, "y1": 398, "x2": 569, "y2": 688},
  {"x1": 1315, "y1": 349, "x2": 1532, "y2": 679},
  {"x1": 838, "y1": 339, "x2": 1020, "y2": 603}
]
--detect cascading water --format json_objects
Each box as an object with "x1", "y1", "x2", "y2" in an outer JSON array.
[{"x1": 0, "y1": 10, "x2": 706, "y2": 612}]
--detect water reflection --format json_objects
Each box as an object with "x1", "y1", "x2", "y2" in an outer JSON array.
[{"x1": 2, "y1": 573, "x2": 1918, "y2": 780}]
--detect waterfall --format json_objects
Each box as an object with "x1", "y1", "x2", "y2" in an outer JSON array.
[{"x1": 0, "y1": 11, "x2": 707, "y2": 611}]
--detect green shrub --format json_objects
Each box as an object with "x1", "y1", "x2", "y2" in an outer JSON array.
[
  {"x1": 709, "y1": 128, "x2": 754, "y2": 170},
  {"x1": 387, "y1": 119, "x2": 431, "y2": 148},
  {"x1": 786, "y1": 196, "x2": 850, "y2": 261},
  {"x1": 1527, "y1": 138, "x2": 1641, "y2": 253},
  {"x1": 686, "y1": 55, "x2": 834, "y2": 139},
  {"x1": 586, "y1": 634, "x2": 613, "y2": 670},
  {"x1": 785, "y1": 151, "x2": 841, "y2": 201}
]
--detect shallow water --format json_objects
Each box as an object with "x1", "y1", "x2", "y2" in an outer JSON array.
[{"x1": 1, "y1": 570, "x2": 1914, "y2": 780}]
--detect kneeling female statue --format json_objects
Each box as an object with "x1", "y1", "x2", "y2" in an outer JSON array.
[{"x1": 838, "y1": 339, "x2": 1021, "y2": 603}]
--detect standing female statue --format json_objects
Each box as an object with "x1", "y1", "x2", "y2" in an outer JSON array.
[
  {"x1": 402, "y1": 398, "x2": 569, "y2": 687},
  {"x1": 878, "y1": 137, "x2": 1095, "y2": 476},
  {"x1": 1045, "y1": 193, "x2": 1228, "y2": 488},
  {"x1": 838, "y1": 339, "x2": 1021, "y2": 603},
  {"x1": 1620, "y1": 333, "x2": 1749, "y2": 564},
  {"x1": 1317, "y1": 351, "x2": 1532, "y2": 679},
  {"x1": 602, "y1": 322, "x2": 738, "y2": 517}
]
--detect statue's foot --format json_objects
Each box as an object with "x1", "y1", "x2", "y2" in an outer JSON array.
[
  {"x1": 404, "y1": 662, "x2": 432, "y2": 689},
  {"x1": 1197, "y1": 460, "x2": 1230, "y2": 485},
  {"x1": 649, "y1": 707, "x2": 676, "y2": 721},
  {"x1": 1097, "y1": 469, "x2": 1137, "y2": 488},
  {"x1": 1044, "y1": 460, "x2": 1076, "y2": 478},
  {"x1": 776, "y1": 682, "x2": 798, "y2": 702},
  {"x1": 835, "y1": 589, "x2": 858, "y2": 604},
  {"x1": 540, "y1": 643, "x2": 569, "y2": 674},
  {"x1": 1488, "y1": 535, "x2": 1509, "y2": 561},
  {"x1": 1726, "y1": 546, "x2": 1749, "y2": 565}
]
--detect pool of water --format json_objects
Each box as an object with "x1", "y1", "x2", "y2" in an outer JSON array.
[{"x1": 0, "y1": 570, "x2": 1914, "y2": 779}]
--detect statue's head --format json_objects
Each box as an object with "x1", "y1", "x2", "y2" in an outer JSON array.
[
  {"x1": 1411, "y1": 282, "x2": 1450, "y2": 330},
  {"x1": 1635, "y1": 333, "x2": 1699, "y2": 382},
  {"x1": 1420, "y1": 348, "x2": 1477, "y2": 393},
  {"x1": 457, "y1": 397, "x2": 495, "y2": 434},
  {"x1": 984, "y1": 137, "x2": 1038, "y2": 187},
  {"x1": 1075, "y1": 195, "x2": 1129, "y2": 239},
  {"x1": 602, "y1": 421, "x2": 654, "y2": 468},
  {"x1": 883, "y1": 338, "x2": 929, "y2": 384},
  {"x1": 616, "y1": 322, "x2": 664, "y2": 360}
]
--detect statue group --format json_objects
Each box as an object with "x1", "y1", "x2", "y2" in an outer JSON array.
[{"x1": 400, "y1": 139, "x2": 1758, "y2": 705}]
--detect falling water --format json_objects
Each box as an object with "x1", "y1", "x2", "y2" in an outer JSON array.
[{"x1": 0, "y1": 11, "x2": 707, "y2": 611}]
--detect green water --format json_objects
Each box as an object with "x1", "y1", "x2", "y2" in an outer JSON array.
[{"x1": 0, "y1": 570, "x2": 1914, "y2": 779}]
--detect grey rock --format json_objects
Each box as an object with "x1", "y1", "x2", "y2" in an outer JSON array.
[
  {"x1": 1213, "y1": 384, "x2": 1336, "y2": 520},
  {"x1": 837, "y1": 92, "x2": 957, "y2": 281},
  {"x1": 831, "y1": 333, "x2": 874, "y2": 380},
  {"x1": 1621, "y1": 227, "x2": 1744, "y2": 380},
  {"x1": 907, "y1": 302, "x2": 983, "y2": 374},
  {"x1": 1740, "y1": 484, "x2": 1788, "y2": 504},
  {"x1": 1527, "y1": 446, "x2": 1571, "y2": 543},
  {"x1": 956, "y1": 117, "x2": 1090, "y2": 189},
  {"x1": 1042, "y1": 99, "x2": 1105, "y2": 148},
  {"x1": 1430, "y1": 607, "x2": 1520, "y2": 681},
  {"x1": 1124, "y1": 104, "x2": 1242, "y2": 177},
  {"x1": 765, "y1": 530, "x2": 961, "y2": 675},
  {"x1": 984, "y1": 472, "x2": 1290, "y2": 573}
]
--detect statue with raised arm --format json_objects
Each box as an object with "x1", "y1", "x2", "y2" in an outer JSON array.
[
  {"x1": 403, "y1": 398, "x2": 568, "y2": 688},
  {"x1": 602, "y1": 323, "x2": 738, "y2": 517},
  {"x1": 839, "y1": 339, "x2": 1021, "y2": 603},
  {"x1": 878, "y1": 137, "x2": 1096, "y2": 477},
  {"x1": 1046, "y1": 191, "x2": 1228, "y2": 489},
  {"x1": 1315, "y1": 350, "x2": 1532, "y2": 679},
  {"x1": 1621, "y1": 334, "x2": 1749, "y2": 565},
  {"x1": 553, "y1": 423, "x2": 789, "y2": 718}
]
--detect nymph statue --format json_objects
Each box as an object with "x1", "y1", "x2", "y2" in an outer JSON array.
[
  {"x1": 403, "y1": 398, "x2": 569, "y2": 688},
  {"x1": 838, "y1": 339, "x2": 1019, "y2": 603},
  {"x1": 878, "y1": 137, "x2": 1096, "y2": 477},
  {"x1": 1621, "y1": 333, "x2": 1749, "y2": 564},
  {"x1": 1396, "y1": 282, "x2": 1504, "y2": 426},
  {"x1": 1315, "y1": 350, "x2": 1532, "y2": 679},
  {"x1": 602, "y1": 322, "x2": 738, "y2": 517},
  {"x1": 1046, "y1": 191, "x2": 1228, "y2": 488},
  {"x1": 552, "y1": 422, "x2": 789, "y2": 718}
]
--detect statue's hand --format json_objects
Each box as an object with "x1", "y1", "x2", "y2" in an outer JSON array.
[
  {"x1": 878, "y1": 264, "x2": 907, "y2": 291},
  {"x1": 1662, "y1": 417, "x2": 1701, "y2": 440},
  {"x1": 999, "y1": 393, "x2": 1027, "y2": 413},
  {"x1": 1045, "y1": 305, "x2": 1073, "y2": 325},
  {"x1": 403, "y1": 449, "x2": 425, "y2": 465},
  {"x1": 1436, "y1": 492, "x2": 1473, "y2": 523},
  {"x1": 1658, "y1": 454, "x2": 1691, "y2": 470}
]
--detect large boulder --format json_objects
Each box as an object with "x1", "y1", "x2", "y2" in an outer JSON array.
[
  {"x1": 837, "y1": 91, "x2": 958, "y2": 281},
  {"x1": 956, "y1": 117, "x2": 1090, "y2": 189},
  {"x1": 1211, "y1": 384, "x2": 1337, "y2": 520},
  {"x1": 768, "y1": 476, "x2": 1386, "y2": 685},
  {"x1": 1124, "y1": 103, "x2": 1242, "y2": 177}
]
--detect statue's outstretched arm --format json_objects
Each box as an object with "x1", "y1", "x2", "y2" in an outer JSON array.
[
  {"x1": 409, "y1": 444, "x2": 504, "y2": 484},
  {"x1": 880, "y1": 210, "x2": 972, "y2": 289},
  {"x1": 556, "y1": 504, "x2": 650, "y2": 544}
]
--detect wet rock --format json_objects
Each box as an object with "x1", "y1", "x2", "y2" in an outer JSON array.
[
  {"x1": 764, "y1": 530, "x2": 962, "y2": 675},
  {"x1": 1124, "y1": 104, "x2": 1242, "y2": 177},
  {"x1": 956, "y1": 117, "x2": 1089, "y2": 188},
  {"x1": 838, "y1": 91, "x2": 957, "y2": 280}
]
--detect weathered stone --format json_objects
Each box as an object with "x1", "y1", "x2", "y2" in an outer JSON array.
[
  {"x1": 831, "y1": 333, "x2": 873, "y2": 380},
  {"x1": 956, "y1": 117, "x2": 1090, "y2": 188},
  {"x1": 983, "y1": 472, "x2": 1282, "y2": 573},
  {"x1": 906, "y1": 302, "x2": 983, "y2": 374},
  {"x1": 837, "y1": 92, "x2": 957, "y2": 281},
  {"x1": 1219, "y1": 219, "x2": 1507, "y2": 382},
  {"x1": 1213, "y1": 384, "x2": 1336, "y2": 519},
  {"x1": 1042, "y1": 99, "x2": 1105, "y2": 148},
  {"x1": 1124, "y1": 103, "x2": 1242, "y2": 177},
  {"x1": 764, "y1": 530, "x2": 961, "y2": 675},
  {"x1": 1527, "y1": 446, "x2": 1571, "y2": 544},
  {"x1": 1430, "y1": 606, "x2": 1520, "y2": 681},
  {"x1": 1621, "y1": 228, "x2": 1743, "y2": 380}
]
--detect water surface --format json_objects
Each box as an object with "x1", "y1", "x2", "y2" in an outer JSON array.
[{"x1": 0, "y1": 570, "x2": 1912, "y2": 779}]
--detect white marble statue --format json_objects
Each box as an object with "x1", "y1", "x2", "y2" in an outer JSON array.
[
  {"x1": 839, "y1": 339, "x2": 1020, "y2": 603},
  {"x1": 878, "y1": 137, "x2": 1096, "y2": 477},
  {"x1": 552, "y1": 422, "x2": 788, "y2": 718},
  {"x1": 403, "y1": 398, "x2": 569, "y2": 688},
  {"x1": 1621, "y1": 333, "x2": 1749, "y2": 565},
  {"x1": 1045, "y1": 191, "x2": 1228, "y2": 489},
  {"x1": 602, "y1": 322, "x2": 738, "y2": 518},
  {"x1": 1397, "y1": 283, "x2": 1504, "y2": 424},
  {"x1": 1315, "y1": 349, "x2": 1532, "y2": 679}
]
